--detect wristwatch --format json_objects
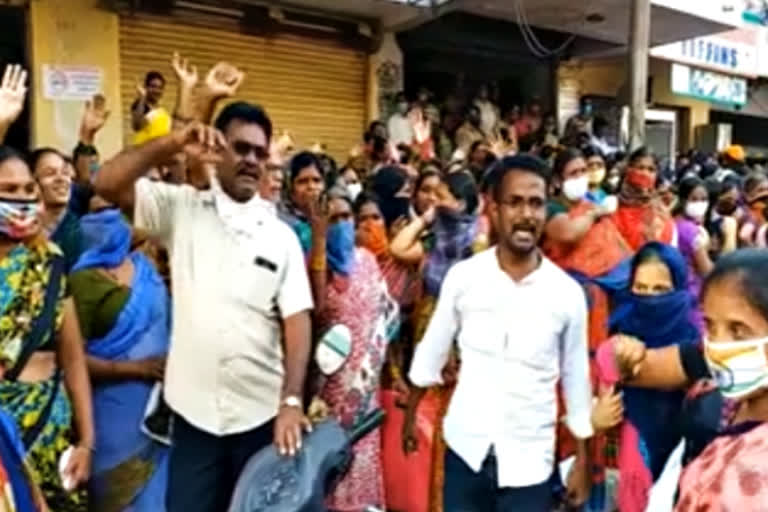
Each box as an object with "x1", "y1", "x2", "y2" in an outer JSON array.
[{"x1": 281, "y1": 395, "x2": 303, "y2": 409}]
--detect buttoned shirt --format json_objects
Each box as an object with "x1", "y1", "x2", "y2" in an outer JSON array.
[
  {"x1": 409, "y1": 248, "x2": 593, "y2": 487},
  {"x1": 135, "y1": 178, "x2": 313, "y2": 436}
]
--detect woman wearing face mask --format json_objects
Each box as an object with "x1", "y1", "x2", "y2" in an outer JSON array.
[
  {"x1": 68, "y1": 200, "x2": 170, "y2": 512},
  {"x1": 0, "y1": 146, "x2": 93, "y2": 511},
  {"x1": 705, "y1": 176, "x2": 740, "y2": 259},
  {"x1": 612, "y1": 147, "x2": 676, "y2": 251},
  {"x1": 340, "y1": 167, "x2": 362, "y2": 201},
  {"x1": 674, "y1": 176, "x2": 713, "y2": 320},
  {"x1": 601, "y1": 249, "x2": 768, "y2": 510},
  {"x1": 542, "y1": 148, "x2": 631, "y2": 511},
  {"x1": 587, "y1": 243, "x2": 700, "y2": 512},
  {"x1": 29, "y1": 148, "x2": 84, "y2": 272},
  {"x1": 308, "y1": 187, "x2": 395, "y2": 512},
  {"x1": 582, "y1": 145, "x2": 609, "y2": 204},
  {"x1": 395, "y1": 170, "x2": 486, "y2": 512},
  {"x1": 738, "y1": 172, "x2": 768, "y2": 247}
]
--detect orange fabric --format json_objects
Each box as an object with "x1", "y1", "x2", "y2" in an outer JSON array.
[
  {"x1": 612, "y1": 203, "x2": 675, "y2": 252},
  {"x1": 543, "y1": 200, "x2": 630, "y2": 276}
]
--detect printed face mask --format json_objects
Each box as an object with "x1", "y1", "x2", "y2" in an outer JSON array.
[
  {"x1": 0, "y1": 198, "x2": 41, "y2": 240},
  {"x1": 705, "y1": 336, "x2": 768, "y2": 400}
]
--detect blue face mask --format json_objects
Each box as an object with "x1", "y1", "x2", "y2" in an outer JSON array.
[{"x1": 326, "y1": 220, "x2": 356, "y2": 276}]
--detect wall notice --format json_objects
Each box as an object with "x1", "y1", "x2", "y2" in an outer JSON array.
[{"x1": 42, "y1": 65, "x2": 102, "y2": 101}]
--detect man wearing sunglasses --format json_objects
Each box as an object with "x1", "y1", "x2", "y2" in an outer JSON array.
[{"x1": 94, "y1": 101, "x2": 313, "y2": 512}]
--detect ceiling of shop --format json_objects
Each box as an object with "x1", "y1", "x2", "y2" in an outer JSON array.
[{"x1": 459, "y1": 0, "x2": 738, "y2": 46}]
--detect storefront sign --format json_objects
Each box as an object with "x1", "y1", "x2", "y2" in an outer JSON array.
[
  {"x1": 671, "y1": 63, "x2": 748, "y2": 105},
  {"x1": 42, "y1": 65, "x2": 102, "y2": 101},
  {"x1": 651, "y1": 31, "x2": 759, "y2": 77}
]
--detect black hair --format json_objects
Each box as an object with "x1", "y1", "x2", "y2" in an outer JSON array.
[
  {"x1": 371, "y1": 135, "x2": 388, "y2": 158},
  {"x1": 27, "y1": 147, "x2": 64, "y2": 175},
  {"x1": 415, "y1": 167, "x2": 442, "y2": 193},
  {"x1": 397, "y1": 143, "x2": 414, "y2": 165},
  {"x1": 0, "y1": 145, "x2": 27, "y2": 168},
  {"x1": 492, "y1": 154, "x2": 552, "y2": 202},
  {"x1": 444, "y1": 171, "x2": 479, "y2": 214},
  {"x1": 629, "y1": 146, "x2": 658, "y2": 169},
  {"x1": 582, "y1": 144, "x2": 605, "y2": 162},
  {"x1": 214, "y1": 101, "x2": 273, "y2": 142},
  {"x1": 144, "y1": 71, "x2": 165, "y2": 86},
  {"x1": 702, "y1": 249, "x2": 768, "y2": 321},
  {"x1": 743, "y1": 171, "x2": 768, "y2": 199},
  {"x1": 289, "y1": 151, "x2": 322, "y2": 182},
  {"x1": 371, "y1": 165, "x2": 408, "y2": 200},
  {"x1": 553, "y1": 147, "x2": 584, "y2": 178},
  {"x1": 353, "y1": 190, "x2": 381, "y2": 215},
  {"x1": 364, "y1": 121, "x2": 386, "y2": 143}
]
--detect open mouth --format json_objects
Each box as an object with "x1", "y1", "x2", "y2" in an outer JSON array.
[{"x1": 511, "y1": 227, "x2": 536, "y2": 244}]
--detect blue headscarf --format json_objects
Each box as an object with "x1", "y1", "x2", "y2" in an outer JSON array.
[
  {"x1": 609, "y1": 242, "x2": 699, "y2": 347},
  {"x1": 326, "y1": 220, "x2": 356, "y2": 276},
  {"x1": 73, "y1": 208, "x2": 132, "y2": 271},
  {"x1": 610, "y1": 242, "x2": 700, "y2": 480}
]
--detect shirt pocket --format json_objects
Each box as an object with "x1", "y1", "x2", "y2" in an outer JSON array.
[{"x1": 235, "y1": 251, "x2": 282, "y2": 314}]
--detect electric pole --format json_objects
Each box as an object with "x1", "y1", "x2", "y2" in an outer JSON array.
[{"x1": 628, "y1": 0, "x2": 651, "y2": 150}]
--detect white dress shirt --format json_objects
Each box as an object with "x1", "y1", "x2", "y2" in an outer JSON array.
[
  {"x1": 388, "y1": 113, "x2": 414, "y2": 146},
  {"x1": 409, "y1": 248, "x2": 593, "y2": 488},
  {"x1": 135, "y1": 178, "x2": 313, "y2": 436}
]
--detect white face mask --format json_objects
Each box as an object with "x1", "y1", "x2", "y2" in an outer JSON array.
[
  {"x1": 346, "y1": 182, "x2": 362, "y2": 201},
  {"x1": 705, "y1": 336, "x2": 768, "y2": 400},
  {"x1": 562, "y1": 176, "x2": 589, "y2": 201},
  {"x1": 685, "y1": 200, "x2": 709, "y2": 220}
]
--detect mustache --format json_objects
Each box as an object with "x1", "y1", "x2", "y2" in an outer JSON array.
[{"x1": 511, "y1": 223, "x2": 537, "y2": 232}]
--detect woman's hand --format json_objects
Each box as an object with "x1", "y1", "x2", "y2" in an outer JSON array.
[
  {"x1": 401, "y1": 409, "x2": 418, "y2": 454},
  {"x1": 421, "y1": 205, "x2": 436, "y2": 226},
  {"x1": 203, "y1": 62, "x2": 245, "y2": 99},
  {"x1": 613, "y1": 335, "x2": 646, "y2": 380},
  {"x1": 591, "y1": 385, "x2": 623, "y2": 431},
  {"x1": 63, "y1": 445, "x2": 91, "y2": 490},
  {"x1": 308, "y1": 195, "x2": 329, "y2": 234},
  {"x1": 132, "y1": 356, "x2": 166, "y2": 381}
]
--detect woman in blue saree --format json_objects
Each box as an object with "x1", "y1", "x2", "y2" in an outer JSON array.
[{"x1": 69, "y1": 205, "x2": 170, "y2": 511}]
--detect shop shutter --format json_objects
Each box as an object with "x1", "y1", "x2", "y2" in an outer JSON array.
[{"x1": 119, "y1": 15, "x2": 366, "y2": 160}]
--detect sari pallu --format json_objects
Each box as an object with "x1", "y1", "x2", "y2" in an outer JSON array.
[
  {"x1": 84, "y1": 252, "x2": 170, "y2": 512},
  {"x1": 542, "y1": 200, "x2": 631, "y2": 512},
  {"x1": 0, "y1": 241, "x2": 86, "y2": 512}
]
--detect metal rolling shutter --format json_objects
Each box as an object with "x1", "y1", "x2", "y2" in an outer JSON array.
[{"x1": 119, "y1": 15, "x2": 366, "y2": 160}]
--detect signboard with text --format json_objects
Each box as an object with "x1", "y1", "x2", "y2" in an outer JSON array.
[
  {"x1": 671, "y1": 63, "x2": 748, "y2": 105},
  {"x1": 42, "y1": 65, "x2": 102, "y2": 101},
  {"x1": 652, "y1": 31, "x2": 759, "y2": 77}
]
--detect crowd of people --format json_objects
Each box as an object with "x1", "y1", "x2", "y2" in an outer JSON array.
[{"x1": 0, "y1": 49, "x2": 767, "y2": 512}]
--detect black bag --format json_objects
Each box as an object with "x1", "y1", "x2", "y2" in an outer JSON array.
[{"x1": 228, "y1": 410, "x2": 384, "y2": 512}]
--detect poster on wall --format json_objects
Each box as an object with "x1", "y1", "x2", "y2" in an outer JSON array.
[{"x1": 42, "y1": 65, "x2": 102, "y2": 101}]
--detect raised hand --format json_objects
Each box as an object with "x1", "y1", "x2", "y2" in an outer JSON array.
[
  {"x1": 0, "y1": 64, "x2": 28, "y2": 129},
  {"x1": 203, "y1": 62, "x2": 245, "y2": 99},
  {"x1": 135, "y1": 81, "x2": 147, "y2": 100},
  {"x1": 80, "y1": 94, "x2": 110, "y2": 137},
  {"x1": 171, "y1": 51, "x2": 198, "y2": 90},
  {"x1": 172, "y1": 122, "x2": 227, "y2": 164},
  {"x1": 410, "y1": 107, "x2": 431, "y2": 144}
]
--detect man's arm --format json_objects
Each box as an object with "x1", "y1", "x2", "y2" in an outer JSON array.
[
  {"x1": 560, "y1": 286, "x2": 594, "y2": 508},
  {"x1": 93, "y1": 122, "x2": 222, "y2": 213},
  {"x1": 275, "y1": 230, "x2": 314, "y2": 456}
]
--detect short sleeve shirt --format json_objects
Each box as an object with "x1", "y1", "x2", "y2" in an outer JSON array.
[{"x1": 134, "y1": 178, "x2": 313, "y2": 435}]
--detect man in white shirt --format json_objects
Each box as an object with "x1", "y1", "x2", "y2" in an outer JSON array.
[
  {"x1": 387, "y1": 91, "x2": 414, "y2": 146},
  {"x1": 407, "y1": 155, "x2": 593, "y2": 511},
  {"x1": 94, "y1": 102, "x2": 313, "y2": 512}
]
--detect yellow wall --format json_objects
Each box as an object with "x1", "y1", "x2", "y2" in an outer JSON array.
[
  {"x1": 571, "y1": 57, "x2": 711, "y2": 149},
  {"x1": 29, "y1": 0, "x2": 122, "y2": 157}
]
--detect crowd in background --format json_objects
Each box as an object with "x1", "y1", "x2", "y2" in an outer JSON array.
[{"x1": 0, "y1": 49, "x2": 767, "y2": 512}]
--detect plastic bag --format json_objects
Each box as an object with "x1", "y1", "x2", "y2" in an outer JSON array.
[{"x1": 381, "y1": 390, "x2": 440, "y2": 512}]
